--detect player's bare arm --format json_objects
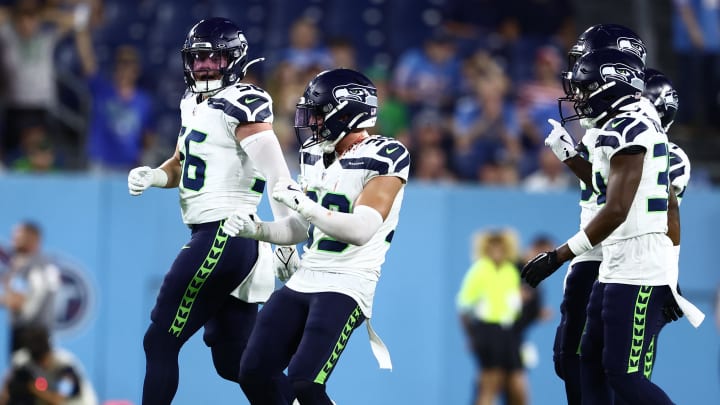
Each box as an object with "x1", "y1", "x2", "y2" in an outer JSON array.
[
  {"x1": 355, "y1": 176, "x2": 404, "y2": 220},
  {"x1": 157, "y1": 144, "x2": 182, "y2": 188},
  {"x1": 556, "y1": 151, "x2": 645, "y2": 262},
  {"x1": 563, "y1": 155, "x2": 593, "y2": 187},
  {"x1": 234, "y1": 122, "x2": 273, "y2": 141}
]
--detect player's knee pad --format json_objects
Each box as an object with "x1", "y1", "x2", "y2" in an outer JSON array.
[
  {"x1": 291, "y1": 379, "x2": 327, "y2": 402},
  {"x1": 143, "y1": 322, "x2": 182, "y2": 358}
]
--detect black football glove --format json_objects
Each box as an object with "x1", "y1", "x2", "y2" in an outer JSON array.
[
  {"x1": 521, "y1": 250, "x2": 563, "y2": 288},
  {"x1": 662, "y1": 284, "x2": 684, "y2": 323}
]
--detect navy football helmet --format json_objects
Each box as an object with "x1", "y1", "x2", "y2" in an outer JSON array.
[
  {"x1": 643, "y1": 68, "x2": 679, "y2": 132},
  {"x1": 559, "y1": 48, "x2": 645, "y2": 128},
  {"x1": 295, "y1": 69, "x2": 378, "y2": 153},
  {"x1": 563, "y1": 24, "x2": 646, "y2": 98},
  {"x1": 568, "y1": 24, "x2": 646, "y2": 70},
  {"x1": 181, "y1": 18, "x2": 262, "y2": 94}
]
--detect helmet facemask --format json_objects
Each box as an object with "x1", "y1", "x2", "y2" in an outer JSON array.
[
  {"x1": 183, "y1": 46, "x2": 246, "y2": 94},
  {"x1": 295, "y1": 98, "x2": 376, "y2": 154}
]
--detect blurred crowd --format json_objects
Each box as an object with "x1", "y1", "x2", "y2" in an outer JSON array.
[{"x1": 0, "y1": 0, "x2": 717, "y2": 188}]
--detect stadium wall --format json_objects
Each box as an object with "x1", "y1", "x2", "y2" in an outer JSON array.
[{"x1": 0, "y1": 175, "x2": 717, "y2": 405}]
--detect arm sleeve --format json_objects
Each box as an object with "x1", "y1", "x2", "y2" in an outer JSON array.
[
  {"x1": 255, "y1": 212, "x2": 310, "y2": 245},
  {"x1": 299, "y1": 203, "x2": 384, "y2": 246},
  {"x1": 239, "y1": 130, "x2": 293, "y2": 219}
]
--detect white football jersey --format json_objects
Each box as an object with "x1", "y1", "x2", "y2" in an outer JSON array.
[
  {"x1": 592, "y1": 101, "x2": 674, "y2": 285},
  {"x1": 286, "y1": 135, "x2": 410, "y2": 317},
  {"x1": 177, "y1": 84, "x2": 273, "y2": 224},
  {"x1": 668, "y1": 142, "x2": 691, "y2": 205},
  {"x1": 571, "y1": 127, "x2": 603, "y2": 264}
]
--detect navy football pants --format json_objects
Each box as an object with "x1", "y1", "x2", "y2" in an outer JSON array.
[
  {"x1": 580, "y1": 282, "x2": 674, "y2": 405},
  {"x1": 142, "y1": 221, "x2": 259, "y2": 405},
  {"x1": 553, "y1": 260, "x2": 599, "y2": 405},
  {"x1": 239, "y1": 286, "x2": 366, "y2": 405}
]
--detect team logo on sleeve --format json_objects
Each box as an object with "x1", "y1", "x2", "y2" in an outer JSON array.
[
  {"x1": 333, "y1": 84, "x2": 378, "y2": 107},
  {"x1": 600, "y1": 63, "x2": 644, "y2": 90}
]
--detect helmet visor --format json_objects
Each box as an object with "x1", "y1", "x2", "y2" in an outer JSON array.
[
  {"x1": 183, "y1": 50, "x2": 228, "y2": 80},
  {"x1": 294, "y1": 104, "x2": 323, "y2": 149}
]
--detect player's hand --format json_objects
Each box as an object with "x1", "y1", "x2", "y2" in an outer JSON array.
[
  {"x1": 273, "y1": 245, "x2": 299, "y2": 282},
  {"x1": 272, "y1": 178, "x2": 312, "y2": 214},
  {"x1": 223, "y1": 212, "x2": 259, "y2": 238},
  {"x1": 545, "y1": 119, "x2": 577, "y2": 161},
  {"x1": 663, "y1": 284, "x2": 684, "y2": 323},
  {"x1": 128, "y1": 166, "x2": 154, "y2": 196},
  {"x1": 521, "y1": 250, "x2": 563, "y2": 288}
]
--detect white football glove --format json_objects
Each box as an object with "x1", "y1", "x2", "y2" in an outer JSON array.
[
  {"x1": 272, "y1": 178, "x2": 313, "y2": 215},
  {"x1": 273, "y1": 245, "x2": 299, "y2": 282},
  {"x1": 545, "y1": 119, "x2": 578, "y2": 161},
  {"x1": 222, "y1": 211, "x2": 260, "y2": 238},
  {"x1": 128, "y1": 166, "x2": 167, "y2": 196}
]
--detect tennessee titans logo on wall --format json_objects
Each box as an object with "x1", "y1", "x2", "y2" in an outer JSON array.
[
  {"x1": 52, "y1": 255, "x2": 96, "y2": 336},
  {"x1": 332, "y1": 84, "x2": 378, "y2": 106}
]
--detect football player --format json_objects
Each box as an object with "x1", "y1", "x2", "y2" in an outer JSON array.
[
  {"x1": 644, "y1": 68, "x2": 690, "y2": 206},
  {"x1": 223, "y1": 68, "x2": 410, "y2": 405},
  {"x1": 543, "y1": 24, "x2": 649, "y2": 405},
  {"x1": 522, "y1": 48, "x2": 703, "y2": 404},
  {"x1": 126, "y1": 18, "x2": 297, "y2": 405}
]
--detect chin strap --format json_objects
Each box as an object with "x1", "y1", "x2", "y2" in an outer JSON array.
[{"x1": 242, "y1": 57, "x2": 265, "y2": 77}]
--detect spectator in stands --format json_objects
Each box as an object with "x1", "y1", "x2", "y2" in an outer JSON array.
[
  {"x1": 76, "y1": 26, "x2": 157, "y2": 172},
  {"x1": 478, "y1": 160, "x2": 519, "y2": 186},
  {"x1": 0, "y1": 325, "x2": 98, "y2": 405},
  {"x1": 451, "y1": 54, "x2": 521, "y2": 182},
  {"x1": 0, "y1": 221, "x2": 60, "y2": 356},
  {"x1": 441, "y1": 0, "x2": 512, "y2": 57},
  {"x1": 367, "y1": 66, "x2": 410, "y2": 142},
  {"x1": 413, "y1": 145, "x2": 456, "y2": 183},
  {"x1": 406, "y1": 109, "x2": 454, "y2": 178},
  {"x1": 0, "y1": 0, "x2": 83, "y2": 164},
  {"x1": 9, "y1": 124, "x2": 57, "y2": 172},
  {"x1": 516, "y1": 46, "x2": 565, "y2": 176},
  {"x1": 280, "y1": 17, "x2": 332, "y2": 71},
  {"x1": 522, "y1": 148, "x2": 572, "y2": 192},
  {"x1": 672, "y1": 0, "x2": 720, "y2": 129},
  {"x1": 458, "y1": 229, "x2": 528, "y2": 405},
  {"x1": 498, "y1": 0, "x2": 574, "y2": 82},
  {"x1": 393, "y1": 31, "x2": 462, "y2": 114},
  {"x1": 328, "y1": 37, "x2": 356, "y2": 70}
]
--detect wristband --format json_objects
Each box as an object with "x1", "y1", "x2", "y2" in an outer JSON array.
[
  {"x1": 151, "y1": 168, "x2": 169, "y2": 187},
  {"x1": 567, "y1": 230, "x2": 593, "y2": 256}
]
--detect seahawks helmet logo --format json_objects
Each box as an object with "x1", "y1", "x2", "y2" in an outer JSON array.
[
  {"x1": 333, "y1": 85, "x2": 378, "y2": 107},
  {"x1": 616, "y1": 37, "x2": 646, "y2": 62},
  {"x1": 600, "y1": 63, "x2": 644, "y2": 91},
  {"x1": 661, "y1": 88, "x2": 679, "y2": 109}
]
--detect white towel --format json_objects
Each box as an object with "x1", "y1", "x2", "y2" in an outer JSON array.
[
  {"x1": 366, "y1": 319, "x2": 392, "y2": 370},
  {"x1": 668, "y1": 246, "x2": 705, "y2": 328}
]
